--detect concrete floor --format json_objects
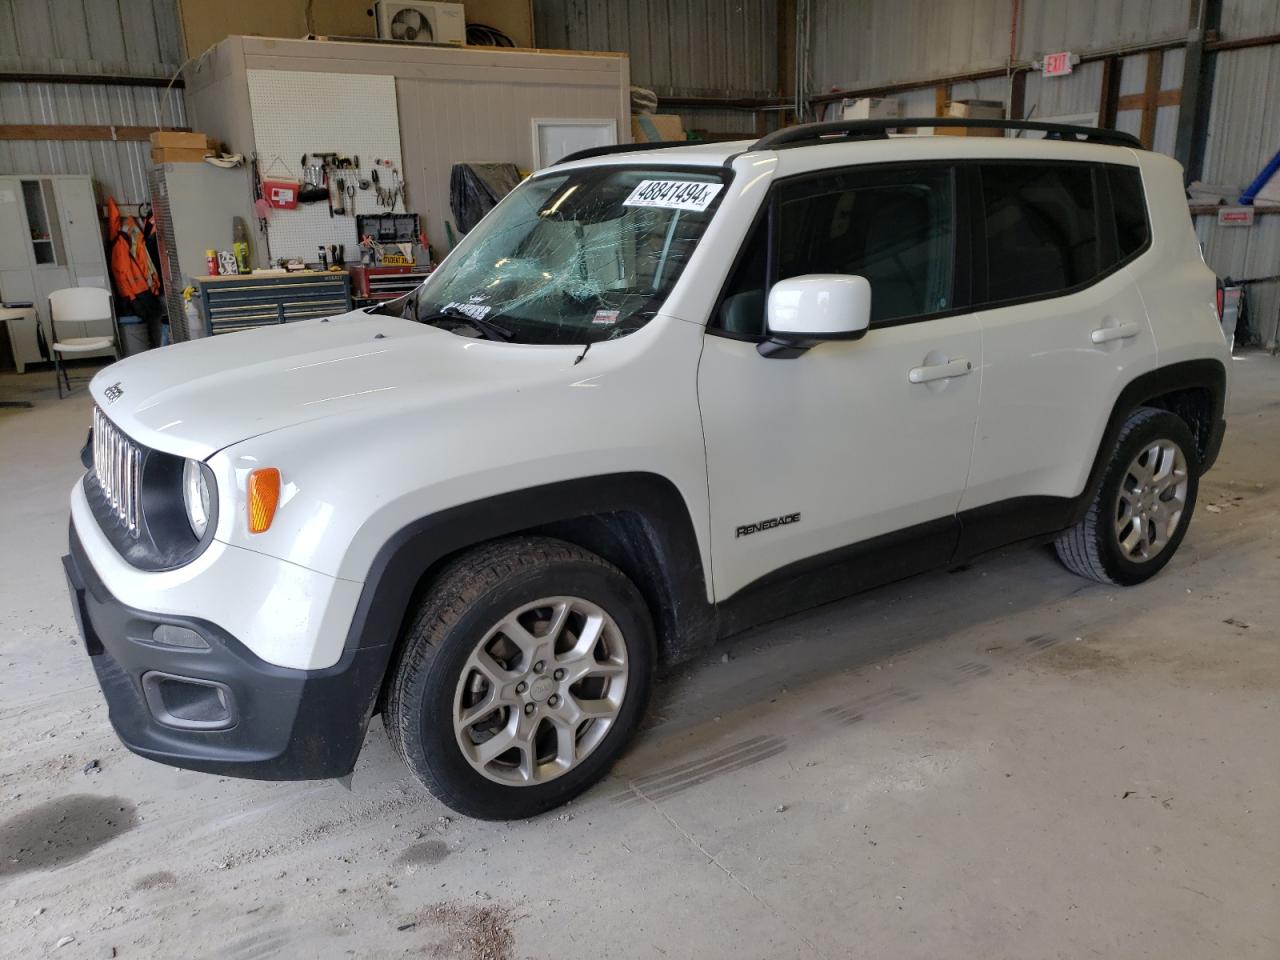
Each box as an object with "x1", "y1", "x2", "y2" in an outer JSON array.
[{"x1": 1, "y1": 355, "x2": 1277, "y2": 960}]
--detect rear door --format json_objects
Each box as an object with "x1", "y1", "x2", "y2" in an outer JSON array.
[
  {"x1": 698, "y1": 162, "x2": 983, "y2": 600},
  {"x1": 959, "y1": 161, "x2": 1157, "y2": 550}
]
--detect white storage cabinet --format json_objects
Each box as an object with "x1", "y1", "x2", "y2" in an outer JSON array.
[{"x1": 0, "y1": 175, "x2": 112, "y2": 371}]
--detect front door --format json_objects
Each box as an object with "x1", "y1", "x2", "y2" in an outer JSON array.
[{"x1": 698, "y1": 162, "x2": 982, "y2": 601}]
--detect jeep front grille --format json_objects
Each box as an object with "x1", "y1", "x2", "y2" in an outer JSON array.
[{"x1": 92, "y1": 406, "x2": 143, "y2": 537}]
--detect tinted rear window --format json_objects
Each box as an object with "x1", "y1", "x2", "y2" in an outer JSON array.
[
  {"x1": 1108, "y1": 166, "x2": 1150, "y2": 260},
  {"x1": 981, "y1": 164, "x2": 1100, "y2": 303}
]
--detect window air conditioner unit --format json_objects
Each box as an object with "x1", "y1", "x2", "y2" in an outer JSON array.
[{"x1": 372, "y1": 1, "x2": 466, "y2": 46}]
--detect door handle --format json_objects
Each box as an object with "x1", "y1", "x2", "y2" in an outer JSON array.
[
  {"x1": 908, "y1": 357, "x2": 973, "y2": 384},
  {"x1": 1091, "y1": 321, "x2": 1141, "y2": 344}
]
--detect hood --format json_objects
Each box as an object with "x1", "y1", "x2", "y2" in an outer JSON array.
[{"x1": 89, "y1": 310, "x2": 589, "y2": 459}]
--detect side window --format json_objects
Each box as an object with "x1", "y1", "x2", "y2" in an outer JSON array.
[
  {"x1": 981, "y1": 164, "x2": 1101, "y2": 303},
  {"x1": 1108, "y1": 166, "x2": 1150, "y2": 260},
  {"x1": 777, "y1": 166, "x2": 956, "y2": 325}
]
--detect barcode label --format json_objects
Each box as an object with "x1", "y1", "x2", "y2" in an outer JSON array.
[{"x1": 623, "y1": 180, "x2": 723, "y2": 211}]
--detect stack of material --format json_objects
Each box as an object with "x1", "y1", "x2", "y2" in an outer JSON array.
[
  {"x1": 936, "y1": 100, "x2": 1005, "y2": 137},
  {"x1": 150, "y1": 131, "x2": 213, "y2": 162}
]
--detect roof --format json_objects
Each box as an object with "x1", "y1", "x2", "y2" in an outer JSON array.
[
  {"x1": 551, "y1": 118, "x2": 1144, "y2": 174},
  {"x1": 554, "y1": 140, "x2": 749, "y2": 172}
]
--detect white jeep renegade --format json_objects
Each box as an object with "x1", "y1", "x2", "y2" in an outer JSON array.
[{"x1": 65, "y1": 119, "x2": 1229, "y2": 819}]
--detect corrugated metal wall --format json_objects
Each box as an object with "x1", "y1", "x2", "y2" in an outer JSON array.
[
  {"x1": 810, "y1": 0, "x2": 1188, "y2": 91},
  {"x1": 1199, "y1": 24, "x2": 1280, "y2": 347},
  {"x1": 0, "y1": 82, "x2": 187, "y2": 203},
  {"x1": 535, "y1": 0, "x2": 777, "y2": 96},
  {"x1": 1202, "y1": 45, "x2": 1280, "y2": 188},
  {"x1": 1198, "y1": 215, "x2": 1280, "y2": 347},
  {"x1": 535, "y1": 0, "x2": 776, "y2": 134},
  {"x1": 1014, "y1": 0, "x2": 1189, "y2": 62},
  {"x1": 0, "y1": 0, "x2": 184, "y2": 74},
  {"x1": 1221, "y1": 0, "x2": 1280, "y2": 36},
  {"x1": 812, "y1": 0, "x2": 1011, "y2": 89},
  {"x1": 0, "y1": 0, "x2": 186, "y2": 203}
]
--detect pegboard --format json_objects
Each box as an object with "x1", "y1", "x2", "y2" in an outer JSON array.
[{"x1": 247, "y1": 69, "x2": 407, "y2": 265}]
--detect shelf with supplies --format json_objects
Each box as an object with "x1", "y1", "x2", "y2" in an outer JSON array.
[{"x1": 194, "y1": 271, "x2": 352, "y2": 336}]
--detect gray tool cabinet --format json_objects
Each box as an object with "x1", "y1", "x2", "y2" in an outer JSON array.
[{"x1": 194, "y1": 272, "x2": 352, "y2": 335}]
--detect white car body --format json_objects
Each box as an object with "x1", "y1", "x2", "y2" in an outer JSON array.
[{"x1": 64, "y1": 124, "x2": 1229, "y2": 787}]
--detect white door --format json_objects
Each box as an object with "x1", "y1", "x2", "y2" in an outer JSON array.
[
  {"x1": 698, "y1": 163, "x2": 982, "y2": 599},
  {"x1": 960, "y1": 162, "x2": 1157, "y2": 519},
  {"x1": 0, "y1": 178, "x2": 32, "y2": 272},
  {"x1": 55, "y1": 178, "x2": 107, "y2": 281}
]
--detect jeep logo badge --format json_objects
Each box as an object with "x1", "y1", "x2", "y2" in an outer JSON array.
[{"x1": 103, "y1": 382, "x2": 124, "y2": 404}]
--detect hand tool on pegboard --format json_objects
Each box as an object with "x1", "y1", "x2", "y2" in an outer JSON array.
[{"x1": 249, "y1": 153, "x2": 272, "y2": 263}]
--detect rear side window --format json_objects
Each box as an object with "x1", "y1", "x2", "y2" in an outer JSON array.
[
  {"x1": 1108, "y1": 166, "x2": 1150, "y2": 260},
  {"x1": 981, "y1": 164, "x2": 1100, "y2": 303}
]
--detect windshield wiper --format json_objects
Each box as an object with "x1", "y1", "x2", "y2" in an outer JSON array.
[{"x1": 418, "y1": 307, "x2": 514, "y2": 342}]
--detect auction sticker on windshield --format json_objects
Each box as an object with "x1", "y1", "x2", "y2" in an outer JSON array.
[{"x1": 623, "y1": 180, "x2": 723, "y2": 211}]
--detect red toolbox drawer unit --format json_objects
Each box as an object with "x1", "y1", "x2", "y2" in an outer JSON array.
[{"x1": 348, "y1": 265, "x2": 432, "y2": 304}]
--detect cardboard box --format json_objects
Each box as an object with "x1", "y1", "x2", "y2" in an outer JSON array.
[
  {"x1": 151, "y1": 146, "x2": 213, "y2": 163},
  {"x1": 934, "y1": 125, "x2": 1005, "y2": 137},
  {"x1": 150, "y1": 131, "x2": 210, "y2": 151},
  {"x1": 631, "y1": 114, "x2": 685, "y2": 142},
  {"x1": 946, "y1": 99, "x2": 1004, "y2": 119},
  {"x1": 840, "y1": 97, "x2": 899, "y2": 120},
  {"x1": 937, "y1": 99, "x2": 1005, "y2": 136}
]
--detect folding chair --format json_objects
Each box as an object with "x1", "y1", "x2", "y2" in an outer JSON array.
[{"x1": 44, "y1": 287, "x2": 120, "y2": 399}]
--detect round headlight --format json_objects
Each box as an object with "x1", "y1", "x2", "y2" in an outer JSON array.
[{"x1": 182, "y1": 459, "x2": 211, "y2": 539}]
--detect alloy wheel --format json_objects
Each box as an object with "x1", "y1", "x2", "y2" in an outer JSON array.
[
  {"x1": 452, "y1": 596, "x2": 629, "y2": 786},
  {"x1": 1114, "y1": 439, "x2": 1188, "y2": 562}
]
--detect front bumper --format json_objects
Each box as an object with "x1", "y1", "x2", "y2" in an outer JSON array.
[{"x1": 63, "y1": 526, "x2": 387, "y2": 780}]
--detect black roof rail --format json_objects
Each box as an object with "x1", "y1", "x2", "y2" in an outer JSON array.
[
  {"x1": 555, "y1": 139, "x2": 711, "y2": 166},
  {"x1": 750, "y1": 118, "x2": 1143, "y2": 151}
]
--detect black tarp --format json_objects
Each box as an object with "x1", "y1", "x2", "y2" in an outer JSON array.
[{"x1": 449, "y1": 162, "x2": 523, "y2": 234}]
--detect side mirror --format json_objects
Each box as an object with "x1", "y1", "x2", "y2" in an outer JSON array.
[{"x1": 759, "y1": 274, "x2": 872, "y2": 358}]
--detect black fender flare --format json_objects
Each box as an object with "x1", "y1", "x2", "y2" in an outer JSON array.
[
  {"x1": 1074, "y1": 358, "x2": 1227, "y2": 525},
  {"x1": 342, "y1": 472, "x2": 716, "y2": 686}
]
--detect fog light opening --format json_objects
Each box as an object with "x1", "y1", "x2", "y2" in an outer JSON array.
[{"x1": 141, "y1": 672, "x2": 236, "y2": 730}]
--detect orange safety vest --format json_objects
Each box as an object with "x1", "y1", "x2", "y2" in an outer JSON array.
[{"x1": 106, "y1": 197, "x2": 161, "y2": 299}]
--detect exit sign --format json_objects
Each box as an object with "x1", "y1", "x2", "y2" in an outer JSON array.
[{"x1": 1042, "y1": 51, "x2": 1074, "y2": 77}]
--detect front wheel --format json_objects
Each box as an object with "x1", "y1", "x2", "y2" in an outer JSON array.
[
  {"x1": 1055, "y1": 407, "x2": 1200, "y2": 585},
  {"x1": 383, "y1": 537, "x2": 654, "y2": 819}
]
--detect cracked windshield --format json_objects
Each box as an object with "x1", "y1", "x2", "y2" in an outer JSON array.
[{"x1": 410, "y1": 166, "x2": 730, "y2": 344}]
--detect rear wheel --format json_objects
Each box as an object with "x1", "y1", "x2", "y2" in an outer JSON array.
[
  {"x1": 383, "y1": 537, "x2": 654, "y2": 819},
  {"x1": 1055, "y1": 407, "x2": 1199, "y2": 585}
]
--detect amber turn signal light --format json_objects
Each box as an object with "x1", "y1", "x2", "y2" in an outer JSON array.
[{"x1": 247, "y1": 467, "x2": 281, "y2": 534}]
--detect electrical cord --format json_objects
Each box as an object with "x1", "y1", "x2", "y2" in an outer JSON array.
[
  {"x1": 158, "y1": 47, "x2": 216, "y2": 131},
  {"x1": 466, "y1": 23, "x2": 516, "y2": 47}
]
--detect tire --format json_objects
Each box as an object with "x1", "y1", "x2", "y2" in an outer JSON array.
[
  {"x1": 383, "y1": 536, "x2": 655, "y2": 819},
  {"x1": 1054, "y1": 406, "x2": 1200, "y2": 586}
]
